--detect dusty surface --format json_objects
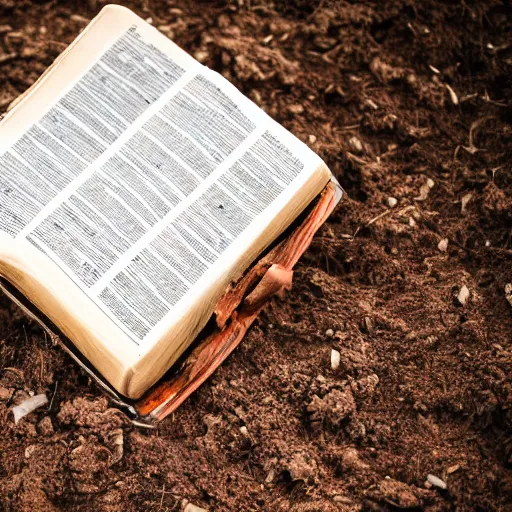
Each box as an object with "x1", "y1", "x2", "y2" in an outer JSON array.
[{"x1": 1, "y1": 0, "x2": 512, "y2": 510}]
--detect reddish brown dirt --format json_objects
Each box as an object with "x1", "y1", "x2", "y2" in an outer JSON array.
[{"x1": 1, "y1": 1, "x2": 512, "y2": 511}]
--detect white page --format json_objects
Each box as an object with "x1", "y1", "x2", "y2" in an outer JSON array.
[{"x1": 0, "y1": 22, "x2": 325, "y2": 347}]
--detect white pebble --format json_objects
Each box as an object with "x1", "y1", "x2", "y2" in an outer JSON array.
[
  {"x1": 325, "y1": 328, "x2": 334, "y2": 337},
  {"x1": 427, "y1": 178, "x2": 435, "y2": 189},
  {"x1": 331, "y1": 349, "x2": 341, "y2": 371},
  {"x1": 348, "y1": 136, "x2": 363, "y2": 154},
  {"x1": 427, "y1": 474, "x2": 447, "y2": 490},
  {"x1": 184, "y1": 505, "x2": 207, "y2": 512},
  {"x1": 387, "y1": 197, "x2": 398, "y2": 208},
  {"x1": 457, "y1": 285, "x2": 470, "y2": 306},
  {"x1": 437, "y1": 238, "x2": 449, "y2": 252}
]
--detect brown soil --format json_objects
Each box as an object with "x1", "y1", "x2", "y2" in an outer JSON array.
[{"x1": 1, "y1": 1, "x2": 511, "y2": 511}]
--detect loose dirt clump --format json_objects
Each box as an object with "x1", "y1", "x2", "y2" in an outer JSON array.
[{"x1": 1, "y1": 1, "x2": 511, "y2": 511}]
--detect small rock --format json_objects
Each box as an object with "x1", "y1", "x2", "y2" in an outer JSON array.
[
  {"x1": 308, "y1": 134, "x2": 317, "y2": 144},
  {"x1": 193, "y1": 50, "x2": 209, "y2": 63},
  {"x1": 325, "y1": 328, "x2": 334, "y2": 337},
  {"x1": 437, "y1": 238, "x2": 449, "y2": 252},
  {"x1": 288, "y1": 104, "x2": 304, "y2": 115},
  {"x1": 427, "y1": 474, "x2": 447, "y2": 490},
  {"x1": 240, "y1": 426, "x2": 248, "y2": 436},
  {"x1": 387, "y1": 197, "x2": 398, "y2": 208},
  {"x1": 331, "y1": 349, "x2": 341, "y2": 370},
  {"x1": 184, "y1": 504, "x2": 208, "y2": 512},
  {"x1": 457, "y1": 285, "x2": 470, "y2": 306},
  {"x1": 24, "y1": 445, "x2": 37, "y2": 459},
  {"x1": 348, "y1": 136, "x2": 363, "y2": 154}
]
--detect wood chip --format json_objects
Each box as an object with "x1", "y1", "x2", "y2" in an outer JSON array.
[{"x1": 447, "y1": 464, "x2": 460, "y2": 474}]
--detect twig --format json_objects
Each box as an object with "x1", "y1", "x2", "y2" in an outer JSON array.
[
  {"x1": 48, "y1": 381, "x2": 58, "y2": 410},
  {"x1": 352, "y1": 209, "x2": 393, "y2": 240},
  {"x1": 0, "y1": 53, "x2": 17, "y2": 65}
]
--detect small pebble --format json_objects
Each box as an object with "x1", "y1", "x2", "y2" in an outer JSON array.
[
  {"x1": 24, "y1": 445, "x2": 37, "y2": 459},
  {"x1": 427, "y1": 178, "x2": 435, "y2": 189},
  {"x1": 387, "y1": 197, "x2": 398, "y2": 208},
  {"x1": 325, "y1": 328, "x2": 334, "y2": 337},
  {"x1": 457, "y1": 285, "x2": 470, "y2": 306},
  {"x1": 288, "y1": 104, "x2": 304, "y2": 115},
  {"x1": 427, "y1": 474, "x2": 447, "y2": 490},
  {"x1": 240, "y1": 426, "x2": 248, "y2": 436},
  {"x1": 348, "y1": 136, "x2": 363, "y2": 154},
  {"x1": 184, "y1": 504, "x2": 207, "y2": 512},
  {"x1": 331, "y1": 349, "x2": 341, "y2": 371},
  {"x1": 438, "y1": 238, "x2": 449, "y2": 252},
  {"x1": 308, "y1": 134, "x2": 317, "y2": 144}
]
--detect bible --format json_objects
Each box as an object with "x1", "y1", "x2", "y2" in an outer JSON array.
[{"x1": 0, "y1": 5, "x2": 341, "y2": 408}]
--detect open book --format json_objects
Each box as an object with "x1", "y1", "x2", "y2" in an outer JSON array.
[{"x1": 0, "y1": 5, "x2": 335, "y2": 399}]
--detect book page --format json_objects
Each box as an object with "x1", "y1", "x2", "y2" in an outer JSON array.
[{"x1": 0, "y1": 23, "x2": 327, "y2": 347}]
